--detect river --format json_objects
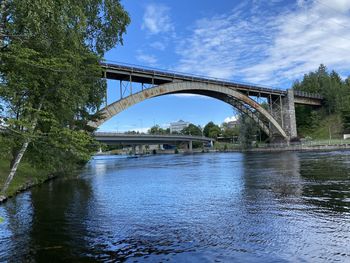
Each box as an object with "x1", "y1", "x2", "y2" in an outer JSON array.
[{"x1": 0, "y1": 151, "x2": 350, "y2": 262}]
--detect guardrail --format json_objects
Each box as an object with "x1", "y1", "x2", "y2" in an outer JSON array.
[
  {"x1": 102, "y1": 61, "x2": 323, "y2": 99},
  {"x1": 101, "y1": 60, "x2": 287, "y2": 95},
  {"x1": 293, "y1": 90, "x2": 323, "y2": 99}
]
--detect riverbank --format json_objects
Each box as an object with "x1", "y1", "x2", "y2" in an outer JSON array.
[
  {"x1": 98, "y1": 142, "x2": 350, "y2": 156},
  {"x1": 0, "y1": 158, "x2": 54, "y2": 203},
  {"x1": 247, "y1": 143, "x2": 350, "y2": 152}
]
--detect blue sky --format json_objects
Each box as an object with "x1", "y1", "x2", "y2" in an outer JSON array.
[{"x1": 100, "y1": 0, "x2": 350, "y2": 132}]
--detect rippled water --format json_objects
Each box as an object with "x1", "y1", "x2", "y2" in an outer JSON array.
[{"x1": 1, "y1": 151, "x2": 350, "y2": 262}]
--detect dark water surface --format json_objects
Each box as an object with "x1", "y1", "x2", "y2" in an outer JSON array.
[{"x1": 1, "y1": 151, "x2": 350, "y2": 262}]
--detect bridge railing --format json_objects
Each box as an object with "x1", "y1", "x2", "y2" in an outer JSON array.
[
  {"x1": 293, "y1": 90, "x2": 323, "y2": 99},
  {"x1": 101, "y1": 60, "x2": 287, "y2": 95}
]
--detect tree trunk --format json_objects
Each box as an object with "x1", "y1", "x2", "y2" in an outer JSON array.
[
  {"x1": 0, "y1": 0, "x2": 8, "y2": 48},
  {"x1": 10, "y1": 147, "x2": 19, "y2": 168},
  {"x1": 1, "y1": 101, "x2": 43, "y2": 194},
  {"x1": 2, "y1": 140, "x2": 30, "y2": 193}
]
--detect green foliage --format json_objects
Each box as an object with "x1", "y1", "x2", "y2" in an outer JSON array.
[
  {"x1": 342, "y1": 110, "x2": 350, "y2": 134},
  {"x1": 181, "y1": 124, "x2": 202, "y2": 136},
  {"x1": 238, "y1": 114, "x2": 259, "y2": 148},
  {"x1": 0, "y1": 157, "x2": 50, "y2": 197},
  {"x1": 148, "y1": 125, "x2": 170, "y2": 135},
  {"x1": 304, "y1": 114, "x2": 343, "y2": 139},
  {"x1": 221, "y1": 122, "x2": 239, "y2": 139},
  {"x1": 0, "y1": 0, "x2": 130, "y2": 187},
  {"x1": 203, "y1": 122, "x2": 215, "y2": 137},
  {"x1": 203, "y1": 121, "x2": 221, "y2": 138},
  {"x1": 208, "y1": 126, "x2": 221, "y2": 139},
  {"x1": 293, "y1": 65, "x2": 350, "y2": 137},
  {"x1": 28, "y1": 128, "x2": 98, "y2": 171},
  {"x1": 180, "y1": 124, "x2": 203, "y2": 148},
  {"x1": 213, "y1": 142, "x2": 239, "y2": 151}
]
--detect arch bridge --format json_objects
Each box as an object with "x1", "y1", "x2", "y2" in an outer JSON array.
[{"x1": 89, "y1": 62, "x2": 323, "y2": 141}]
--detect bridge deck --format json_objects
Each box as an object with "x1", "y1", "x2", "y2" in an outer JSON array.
[
  {"x1": 94, "y1": 132, "x2": 214, "y2": 145},
  {"x1": 101, "y1": 62, "x2": 322, "y2": 101}
]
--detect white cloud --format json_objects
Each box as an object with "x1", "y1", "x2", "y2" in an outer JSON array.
[
  {"x1": 316, "y1": 0, "x2": 350, "y2": 13},
  {"x1": 142, "y1": 4, "x2": 174, "y2": 35},
  {"x1": 150, "y1": 41, "x2": 167, "y2": 51},
  {"x1": 116, "y1": 126, "x2": 150, "y2": 133},
  {"x1": 130, "y1": 127, "x2": 150, "y2": 133},
  {"x1": 224, "y1": 115, "x2": 238, "y2": 123},
  {"x1": 136, "y1": 51, "x2": 158, "y2": 66},
  {"x1": 175, "y1": 0, "x2": 350, "y2": 87}
]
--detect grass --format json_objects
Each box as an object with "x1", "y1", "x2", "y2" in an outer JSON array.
[
  {"x1": 214, "y1": 142, "x2": 241, "y2": 151},
  {"x1": 299, "y1": 114, "x2": 343, "y2": 140},
  {"x1": 0, "y1": 158, "x2": 50, "y2": 198}
]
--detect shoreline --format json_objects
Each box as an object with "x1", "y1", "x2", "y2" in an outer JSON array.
[
  {"x1": 1, "y1": 144, "x2": 350, "y2": 204},
  {"x1": 241, "y1": 143, "x2": 350, "y2": 153},
  {"x1": 0, "y1": 174, "x2": 57, "y2": 204},
  {"x1": 101, "y1": 143, "x2": 350, "y2": 155}
]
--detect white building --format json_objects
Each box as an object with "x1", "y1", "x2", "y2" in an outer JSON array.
[
  {"x1": 170, "y1": 120, "x2": 189, "y2": 133},
  {"x1": 227, "y1": 120, "x2": 239, "y2": 129}
]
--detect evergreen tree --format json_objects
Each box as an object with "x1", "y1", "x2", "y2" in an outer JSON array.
[{"x1": 293, "y1": 65, "x2": 350, "y2": 136}]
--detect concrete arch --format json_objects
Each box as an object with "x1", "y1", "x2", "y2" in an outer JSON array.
[{"x1": 90, "y1": 82, "x2": 288, "y2": 139}]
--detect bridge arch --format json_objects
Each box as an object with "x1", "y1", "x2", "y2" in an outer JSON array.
[{"x1": 89, "y1": 82, "x2": 288, "y2": 139}]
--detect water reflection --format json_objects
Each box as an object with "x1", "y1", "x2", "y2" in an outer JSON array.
[
  {"x1": 30, "y1": 179, "x2": 95, "y2": 262},
  {"x1": 0, "y1": 193, "x2": 33, "y2": 261},
  {"x1": 0, "y1": 152, "x2": 349, "y2": 262},
  {"x1": 299, "y1": 151, "x2": 350, "y2": 213},
  {"x1": 242, "y1": 152, "x2": 302, "y2": 199},
  {"x1": 0, "y1": 178, "x2": 95, "y2": 262}
]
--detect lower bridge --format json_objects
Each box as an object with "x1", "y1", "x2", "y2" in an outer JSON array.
[{"x1": 94, "y1": 132, "x2": 214, "y2": 152}]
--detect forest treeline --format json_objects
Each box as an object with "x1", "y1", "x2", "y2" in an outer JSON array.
[{"x1": 293, "y1": 65, "x2": 350, "y2": 136}]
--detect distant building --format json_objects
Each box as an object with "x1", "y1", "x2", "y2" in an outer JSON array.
[
  {"x1": 170, "y1": 120, "x2": 189, "y2": 133},
  {"x1": 226, "y1": 120, "x2": 239, "y2": 129}
]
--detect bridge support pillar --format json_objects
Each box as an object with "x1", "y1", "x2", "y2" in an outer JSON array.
[
  {"x1": 270, "y1": 89, "x2": 297, "y2": 141},
  {"x1": 282, "y1": 89, "x2": 297, "y2": 140},
  {"x1": 139, "y1": 144, "x2": 145, "y2": 154},
  {"x1": 189, "y1": 141, "x2": 193, "y2": 152}
]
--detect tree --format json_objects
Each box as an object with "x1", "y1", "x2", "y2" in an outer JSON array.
[
  {"x1": 342, "y1": 110, "x2": 350, "y2": 134},
  {"x1": 221, "y1": 122, "x2": 239, "y2": 139},
  {"x1": 203, "y1": 122, "x2": 221, "y2": 137},
  {"x1": 238, "y1": 114, "x2": 259, "y2": 148},
  {"x1": 181, "y1": 124, "x2": 202, "y2": 136},
  {"x1": 293, "y1": 65, "x2": 350, "y2": 136},
  {"x1": 0, "y1": 0, "x2": 130, "y2": 193},
  {"x1": 208, "y1": 126, "x2": 221, "y2": 139},
  {"x1": 203, "y1": 122, "x2": 222, "y2": 139},
  {"x1": 148, "y1": 125, "x2": 169, "y2": 135}
]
